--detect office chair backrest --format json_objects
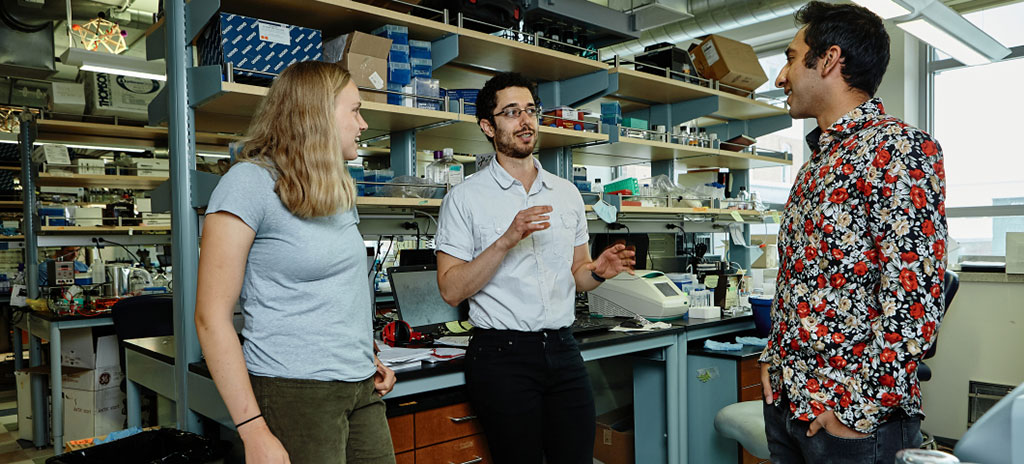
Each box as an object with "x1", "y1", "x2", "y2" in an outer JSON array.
[
  {"x1": 111, "y1": 294, "x2": 175, "y2": 375},
  {"x1": 924, "y1": 270, "x2": 959, "y2": 360}
]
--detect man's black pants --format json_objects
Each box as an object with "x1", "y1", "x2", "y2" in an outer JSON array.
[{"x1": 464, "y1": 327, "x2": 596, "y2": 464}]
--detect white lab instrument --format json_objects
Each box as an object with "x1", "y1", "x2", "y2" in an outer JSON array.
[{"x1": 588, "y1": 270, "x2": 690, "y2": 321}]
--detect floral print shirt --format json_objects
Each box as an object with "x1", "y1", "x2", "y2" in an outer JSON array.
[{"x1": 758, "y1": 98, "x2": 948, "y2": 433}]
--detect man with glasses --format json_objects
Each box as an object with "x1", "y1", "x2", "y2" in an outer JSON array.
[{"x1": 435, "y1": 72, "x2": 635, "y2": 463}]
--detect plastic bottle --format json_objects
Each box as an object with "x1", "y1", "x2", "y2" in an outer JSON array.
[
  {"x1": 737, "y1": 186, "x2": 751, "y2": 209},
  {"x1": 440, "y1": 148, "x2": 464, "y2": 187},
  {"x1": 425, "y1": 150, "x2": 444, "y2": 185}
]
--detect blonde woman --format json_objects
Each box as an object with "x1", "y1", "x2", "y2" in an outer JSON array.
[{"x1": 196, "y1": 61, "x2": 396, "y2": 464}]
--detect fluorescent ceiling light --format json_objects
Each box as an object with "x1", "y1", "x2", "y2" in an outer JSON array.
[
  {"x1": 852, "y1": 0, "x2": 910, "y2": 19},
  {"x1": 197, "y1": 152, "x2": 230, "y2": 159},
  {"x1": 897, "y1": 19, "x2": 990, "y2": 65},
  {"x1": 61, "y1": 48, "x2": 166, "y2": 81},
  {"x1": 0, "y1": 139, "x2": 146, "y2": 152},
  {"x1": 897, "y1": 0, "x2": 1010, "y2": 66}
]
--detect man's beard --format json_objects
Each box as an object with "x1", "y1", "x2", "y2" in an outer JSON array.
[{"x1": 494, "y1": 127, "x2": 536, "y2": 159}]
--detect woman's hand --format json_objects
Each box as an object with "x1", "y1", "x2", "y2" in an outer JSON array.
[
  {"x1": 373, "y1": 356, "x2": 396, "y2": 396},
  {"x1": 239, "y1": 419, "x2": 291, "y2": 464}
]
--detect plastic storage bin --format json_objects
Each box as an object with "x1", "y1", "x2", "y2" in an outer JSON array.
[{"x1": 749, "y1": 295, "x2": 773, "y2": 337}]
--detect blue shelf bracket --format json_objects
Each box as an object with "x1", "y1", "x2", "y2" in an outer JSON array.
[
  {"x1": 186, "y1": 0, "x2": 220, "y2": 43},
  {"x1": 538, "y1": 70, "x2": 618, "y2": 108},
  {"x1": 146, "y1": 22, "x2": 165, "y2": 61},
  {"x1": 148, "y1": 88, "x2": 169, "y2": 126},
  {"x1": 187, "y1": 65, "x2": 226, "y2": 109},
  {"x1": 706, "y1": 113, "x2": 791, "y2": 144},
  {"x1": 151, "y1": 170, "x2": 222, "y2": 212},
  {"x1": 431, "y1": 34, "x2": 458, "y2": 71},
  {"x1": 651, "y1": 159, "x2": 677, "y2": 181},
  {"x1": 539, "y1": 146, "x2": 572, "y2": 180},
  {"x1": 391, "y1": 130, "x2": 416, "y2": 178},
  {"x1": 624, "y1": 95, "x2": 719, "y2": 129}
]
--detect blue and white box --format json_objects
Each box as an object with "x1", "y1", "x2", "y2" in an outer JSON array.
[
  {"x1": 409, "y1": 40, "x2": 431, "y2": 59},
  {"x1": 411, "y1": 57, "x2": 432, "y2": 78},
  {"x1": 446, "y1": 88, "x2": 479, "y2": 115},
  {"x1": 388, "y1": 61, "x2": 411, "y2": 86},
  {"x1": 199, "y1": 13, "x2": 323, "y2": 86},
  {"x1": 372, "y1": 24, "x2": 408, "y2": 45},
  {"x1": 389, "y1": 43, "x2": 410, "y2": 63}
]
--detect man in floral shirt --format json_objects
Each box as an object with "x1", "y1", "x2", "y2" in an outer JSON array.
[{"x1": 758, "y1": 2, "x2": 947, "y2": 463}]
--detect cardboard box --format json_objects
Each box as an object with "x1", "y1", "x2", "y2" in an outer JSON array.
[
  {"x1": 136, "y1": 198, "x2": 152, "y2": 213},
  {"x1": 51, "y1": 81, "x2": 86, "y2": 116},
  {"x1": 142, "y1": 212, "x2": 171, "y2": 226},
  {"x1": 1008, "y1": 232, "x2": 1024, "y2": 274},
  {"x1": 74, "y1": 158, "x2": 105, "y2": 175},
  {"x1": 16, "y1": 370, "x2": 52, "y2": 443},
  {"x1": 134, "y1": 158, "x2": 169, "y2": 176},
  {"x1": 751, "y1": 234, "x2": 778, "y2": 269},
  {"x1": 62, "y1": 386, "x2": 126, "y2": 443},
  {"x1": 326, "y1": 31, "x2": 391, "y2": 103},
  {"x1": 84, "y1": 72, "x2": 164, "y2": 120},
  {"x1": 689, "y1": 35, "x2": 767, "y2": 95},
  {"x1": 198, "y1": 13, "x2": 323, "y2": 85},
  {"x1": 62, "y1": 365, "x2": 124, "y2": 391},
  {"x1": 10, "y1": 79, "x2": 49, "y2": 108},
  {"x1": 594, "y1": 407, "x2": 634, "y2": 464},
  {"x1": 61, "y1": 328, "x2": 119, "y2": 370}
]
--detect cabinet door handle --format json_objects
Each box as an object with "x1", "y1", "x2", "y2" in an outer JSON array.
[
  {"x1": 448, "y1": 415, "x2": 477, "y2": 423},
  {"x1": 450, "y1": 456, "x2": 482, "y2": 464}
]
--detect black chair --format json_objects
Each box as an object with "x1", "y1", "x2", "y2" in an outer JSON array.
[{"x1": 918, "y1": 270, "x2": 959, "y2": 382}]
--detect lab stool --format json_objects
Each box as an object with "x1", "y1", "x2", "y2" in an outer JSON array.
[{"x1": 714, "y1": 400, "x2": 770, "y2": 461}]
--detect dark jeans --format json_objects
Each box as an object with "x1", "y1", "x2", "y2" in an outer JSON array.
[
  {"x1": 464, "y1": 327, "x2": 596, "y2": 464},
  {"x1": 763, "y1": 396, "x2": 922, "y2": 464},
  {"x1": 250, "y1": 374, "x2": 395, "y2": 464}
]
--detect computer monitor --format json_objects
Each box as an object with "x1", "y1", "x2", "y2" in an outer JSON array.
[
  {"x1": 387, "y1": 264, "x2": 464, "y2": 335},
  {"x1": 590, "y1": 233, "x2": 649, "y2": 270},
  {"x1": 398, "y1": 249, "x2": 437, "y2": 266}
]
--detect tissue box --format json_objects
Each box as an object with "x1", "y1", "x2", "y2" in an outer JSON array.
[{"x1": 198, "y1": 13, "x2": 323, "y2": 86}]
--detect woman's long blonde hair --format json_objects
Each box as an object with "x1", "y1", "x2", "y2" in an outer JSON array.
[{"x1": 236, "y1": 61, "x2": 357, "y2": 218}]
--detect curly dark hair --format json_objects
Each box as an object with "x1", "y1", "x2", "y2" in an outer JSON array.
[
  {"x1": 476, "y1": 72, "x2": 539, "y2": 145},
  {"x1": 796, "y1": 1, "x2": 890, "y2": 96}
]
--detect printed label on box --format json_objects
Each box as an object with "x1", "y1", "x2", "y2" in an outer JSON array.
[
  {"x1": 369, "y1": 71, "x2": 384, "y2": 90},
  {"x1": 43, "y1": 145, "x2": 71, "y2": 165},
  {"x1": 258, "y1": 21, "x2": 291, "y2": 46},
  {"x1": 701, "y1": 41, "x2": 720, "y2": 66}
]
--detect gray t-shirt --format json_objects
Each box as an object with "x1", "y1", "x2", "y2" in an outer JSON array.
[{"x1": 206, "y1": 162, "x2": 373, "y2": 382}]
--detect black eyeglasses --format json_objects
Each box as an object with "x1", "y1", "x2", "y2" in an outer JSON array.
[{"x1": 492, "y1": 106, "x2": 541, "y2": 119}]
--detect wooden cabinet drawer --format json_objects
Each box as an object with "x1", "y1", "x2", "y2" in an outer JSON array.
[
  {"x1": 742, "y1": 447, "x2": 769, "y2": 464},
  {"x1": 740, "y1": 384, "x2": 763, "y2": 402},
  {"x1": 396, "y1": 450, "x2": 415, "y2": 464},
  {"x1": 415, "y1": 434, "x2": 490, "y2": 464},
  {"x1": 739, "y1": 358, "x2": 762, "y2": 389},
  {"x1": 414, "y1": 402, "x2": 483, "y2": 448},
  {"x1": 389, "y1": 414, "x2": 415, "y2": 453}
]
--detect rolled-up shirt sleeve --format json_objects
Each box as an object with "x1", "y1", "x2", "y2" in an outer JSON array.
[{"x1": 436, "y1": 188, "x2": 474, "y2": 262}]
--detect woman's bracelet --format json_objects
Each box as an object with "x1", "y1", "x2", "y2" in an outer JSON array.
[{"x1": 235, "y1": 413, "x2": 263, "y2": 429}]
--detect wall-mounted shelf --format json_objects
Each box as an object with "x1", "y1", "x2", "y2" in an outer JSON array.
[
  {"x1": 35, "y1": 120, "x2": 239, "y2": 153},
  {"x1": 40, "y1": 225, "x2": 171, "y2": 233},
  {"x1": 574, "y1": 137, "x2": 791, "y2": 169},
  {"x1": 609, "y1": 68, "x2": 788, "y2": 122},
  {"x1": 37, "y1": 173, "x2": 168, "y2": 190}
]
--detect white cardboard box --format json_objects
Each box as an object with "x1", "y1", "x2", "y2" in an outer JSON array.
[
  {"x1": 60, "y1": 328, "x2": 119, "y2": 370},
  {"x1": 50, "y1": 81, "x2": 86, "y2": 116},
  {"x1": 16, "y1": 370, "x2": 52, "y2": 443},
  {"x1": 62, "y1": 386, "x2": 126, "y2": 443},
  {"x1": 84, "y1": 72, "x2": 164, "y2": 121},
  {"x1": 62, "y1": 365, "x2": 124, "y2": 391},
  {"x1": 74, "y1": 158, "x2": 105, "y2": 175},
  {"x1": 136, "y1": 198, "x2": 152, "y2": 213},
  {"x1": 134, "y1": 159, "x2": 169, "y2": 177}
]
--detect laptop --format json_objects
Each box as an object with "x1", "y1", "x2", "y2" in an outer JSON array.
[{"x1": 387, "y1": 264, "x2": 467, "y2": 336}]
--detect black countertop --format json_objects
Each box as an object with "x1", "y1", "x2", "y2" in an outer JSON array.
[{"x1": 124, "y1": 314, "x2": 754, "y2": 381}]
